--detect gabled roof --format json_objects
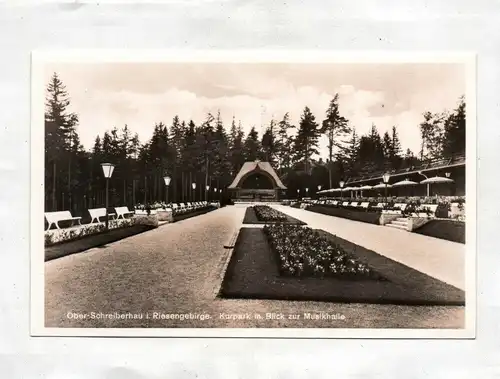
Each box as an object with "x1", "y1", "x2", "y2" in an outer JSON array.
[{"x1": 228, "y1": 160, "x2": 287, "y2": 189}]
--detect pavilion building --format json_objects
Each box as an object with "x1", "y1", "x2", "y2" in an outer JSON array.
[{"x1": 227, "y1": 160, "x2": 287, "y2": 202}]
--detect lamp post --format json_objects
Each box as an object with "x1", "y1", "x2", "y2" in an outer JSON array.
[
  {"x1": 191, "y1": 182, "x2": 196, "y2": 202},
  {"x1": 163, "y1": 175, "x2": 171, "y2": 204},
  {"x1": 339, "y1": 180, "x2": 345, "y2": 200},
  {"x1": 382, "y1": 172, "x2": 390, "y2": 203},
  {"x1": 296, "y1": 188, "x2": 300, "y2": 200},
  {"x1": 219, "y1": 188, "x2": 222, "y2": 202},
  {"x1": 101, "y1": 163, "x2": 115, "y2": 230},
  {"x1": 206, "y1": 185, "x2": 210, "y2": 201},
  {"x1": 317, "y1": 185, "x2": 322, "y2": 199},
  {"x1": 305, "y1": 188, "x2": 309, "y2": 197},
  {"x1": 418, "y1": 171, "x2": 430, "y2": 196}
]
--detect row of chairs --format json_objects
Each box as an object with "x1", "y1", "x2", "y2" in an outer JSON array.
[
  {"x1": 45, "y1": 201, "x2": 216, "y2": 231},
  {"x1": 45, "y1": 206, "x2": 135, "y2": 231},
  {"x1": 306, "y1": 199, "x2": 439, "y2": 215},
  {"x1": 170, "y1": 201, "x2": 210, "y2": 215}
]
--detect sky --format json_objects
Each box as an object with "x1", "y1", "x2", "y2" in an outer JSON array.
[{"x1": 43, "y1": 61, "x2": 465, "y2": 158}]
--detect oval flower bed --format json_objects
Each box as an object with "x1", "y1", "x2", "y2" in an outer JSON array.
[
  {"x1": 253, "y1": 205, "x2": 287, "y2": 222},
  {"x1": 263, "y1": 224, "x2": 384, "y2": 280}
]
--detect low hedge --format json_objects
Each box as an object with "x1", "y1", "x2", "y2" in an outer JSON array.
[
  {"x1": 413, "y1": 219, "x2": 465, "y2": 244},
  {"x1": 307, "y1": 205, "x2": 381, "y2": 225}
]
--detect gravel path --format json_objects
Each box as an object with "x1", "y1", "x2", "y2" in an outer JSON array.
[{"x1": 45, "y1": 204, "x2": 464, "y2": 329}]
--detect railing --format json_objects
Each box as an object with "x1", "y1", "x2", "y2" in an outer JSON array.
[{"x1": 347, "y1": 153, "x2": 465, "y2": 184}]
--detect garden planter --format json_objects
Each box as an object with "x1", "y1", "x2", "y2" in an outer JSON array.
[
  {"x1": 449, "y1": 203, "x2": 465, "y2": 221},
  {"x1": 133, "y1": 213, "x2": 159, "y2": 227},
  {"x1": 157, "y1": 209, "x2": 173, "y2": 222}
]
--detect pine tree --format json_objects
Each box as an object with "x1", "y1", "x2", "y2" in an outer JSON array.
[
  {"x1": 442, "y1": 96, "x2": 466, "y2": 157},
  {"x1": 243, "y1": 126, "x2": 260, "y2": 161},
  {"x1": 390, "y1": 126, "x2": 403, "y2": 169},
  {"x1": 276, "y1": 112, "x2": 294, "y2": 175},
  {"x1": 261, "y1": 119, "x2": 278, "y2": 165},
  {"x1": 419, "y1": 112, "x2": 444, "y2": 160},
  {"x1": 382, "y1": 131, "x2": 393, "y2": 169},
  {"x1": 44, "y1": 72, "x2": 80, "y2": 211},
  {"x1": 320, "y1": 94, "x2": 350, "y2": 187},
  {"x1": 345, "y1": 127, "x2": 359, "y2": 176},
  {"x1": 294, "y1": 106, "x2": 320, "y2": 174}
]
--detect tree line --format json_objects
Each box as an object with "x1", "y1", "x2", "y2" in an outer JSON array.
[{"x1": 44, "y1": 73, "x2": 466, "y2": 214}]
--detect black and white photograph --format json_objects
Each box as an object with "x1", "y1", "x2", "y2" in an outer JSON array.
[{"x1": 30, "y1": 51, "x2": 476, "y2": 337}]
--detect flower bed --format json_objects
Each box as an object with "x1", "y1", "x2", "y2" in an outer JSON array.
[
  {"x1": 307, "y1": 205, "x2": 381, "y2": 225},
  {"x1": 253, "y1": 205, "x2": 287, "y2": 222},
  {"x1": 44, "y1": 218, "x2": 135, "y2": 247},
  {"x1": 264, "y1": 224, "x2": 381, "y2": 279},
  {"x1": 220, "y1": 227, "x2": 464, "y2": 305}
]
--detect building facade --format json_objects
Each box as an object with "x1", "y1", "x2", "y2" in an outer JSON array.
[{"x1": 227, "y1": 160, "x2": 287, "y2": 201}]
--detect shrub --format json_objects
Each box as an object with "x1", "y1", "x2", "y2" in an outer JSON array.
[{"x1": 253, "y1": 205, "x2": 287, "y2": 221}]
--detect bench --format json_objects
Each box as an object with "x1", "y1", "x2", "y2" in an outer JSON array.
[
  {"x1": 360, "y1": 202, "x2": 370, "y2": 209},
  {"x1": 341, "y1": 201, "x2": 350, "y2": 207},
  {"x1": 45, "y1": 211, "x2": 82, "y2": 231},
  {"x1": 350, "y1": 202, "x2": 359, "y2": 207},
  {"x1": 394, "y1": 203, "x2": 408, "y2": 212},
  {"x1": 115, "y1": 206, "x2": 134, "y2": 220},
  {"x1": 89, "y1": 208, "x2": 116, "y2": 224}
]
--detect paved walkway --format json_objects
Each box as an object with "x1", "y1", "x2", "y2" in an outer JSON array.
[
  {"x1": 45, "y1": 205, "x2": 464, "y2": 329},
  {"x1": 273, "y1": 205, "x2": 465, "y2": 290}
]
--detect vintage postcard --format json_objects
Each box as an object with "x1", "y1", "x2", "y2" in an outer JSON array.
[{"x1": 31, "y1": 50, "x2": 476, "y2": 338}]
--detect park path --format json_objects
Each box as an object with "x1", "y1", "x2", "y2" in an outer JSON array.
[
  {"x1": 44, "y1": 204, "x2": 464, "y2": 329},
  {"x1": 272, "y1": 205, "x2": 465, "y2": 291}
]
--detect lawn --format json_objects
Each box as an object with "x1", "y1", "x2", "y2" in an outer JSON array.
[
  {"x1": 414, "y1": 219, "x2": 465, "y2": 244},
  {"x1": 220, "y1": 226, "x2": 464, "y2": 305}
]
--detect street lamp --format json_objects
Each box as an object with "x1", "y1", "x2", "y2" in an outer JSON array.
[
  {"x1": 101, "y1": 163, "x2": 115, "y2": 230},
  {"x1": 305, "y1": 188, "x2": 309, "y2": 195},
  {"x1": 163, "y1": 175, "x2": 171, "y2": 204},
  {"x1": 339, "y1": 180, "x2": 345, "y2": 200},
  {"x1": 191, "y1": 182, "x2": 196, "y2": 202},
  {"x1": 317, "y1": 185, "x2": 322, "y2": 191},
  {"x1": 382, "y1": 172, "x2": 391, "y2": 203},
  {"x1": 418, "y1": 171, "x2": 430, "y2": 196},
  {"x1": 445, "y1": 172, "x2": 451, "y2": 178},
  {"x1": 206, "y1": 185, "x2": 210, "y2": 201},
  {"x1": 296, "y1": 188, "x2": 300, "y2": 200}
]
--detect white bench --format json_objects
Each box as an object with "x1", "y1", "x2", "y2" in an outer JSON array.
[
  {"x1": 394, "y1": 203, "x2": 408, "y2": 212},
  {"x1": 350, "y1": 202, "x2": 359, "y2": 207},
  {"x1": 45, "y1": 211, "x2": 82, "y2": 231},
  {"x1": 115, "y1": 206, "x2": 134, "y2": 219},
  {"x1": 341, "y1": 201, "x2": 350, "y2": 207},
  {"x1": 360, "y1": 202, "x2": 370, "y2": 209},
  {"x1": 89, "y1": 208, "x2": 116, "y2": 224}
]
